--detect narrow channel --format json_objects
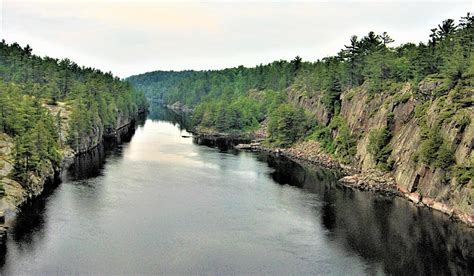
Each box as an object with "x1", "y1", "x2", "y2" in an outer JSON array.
[{"x1": 0, "y1": 106, "x2": 472, "y2": 274}]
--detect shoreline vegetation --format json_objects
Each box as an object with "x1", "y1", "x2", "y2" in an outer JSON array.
[
  {"x1": 157, "y1": 14, "x2": 474, "y2": 227},
  {"x1": 0, "y1": 113, "x2": 145, "y2": 240},
  {"x1": 0, "y1": 40, "x2": 148, "y2": 240},
  {"x1": 239, "y1": 142, "x2": 473, "y2": 227},
  {"x1": 168, "y1": 101, "x2": 473, "y2": 227}
]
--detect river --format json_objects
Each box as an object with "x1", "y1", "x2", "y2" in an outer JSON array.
[{"x1": 0, "y1": 106, "x2": 472, "y2": 274}]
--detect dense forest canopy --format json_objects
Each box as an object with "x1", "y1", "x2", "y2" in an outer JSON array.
[
  {"x1": 128, "y1": 14, "x2": 473, "y2": 148},
  {"x1": 0, "y1": 40, "x2": 147, "y2": 184}
]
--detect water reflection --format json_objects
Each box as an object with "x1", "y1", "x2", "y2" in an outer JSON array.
[
  {"x1": 0, "y1": 118, "x2": 141, "y2": 270},
  {"x1": 0, "y1": 106, "x2": 472, "y2": 275},
  {"x1": 66, "y1": 144, "x2": 107, "y2": 180},
  {"x1": 261, "y1": 153, "x2": 474, "y2": 275},
  {"x1": 0, "y1": 191, "x2": 49, "y2": 267},
  {"x1": 148, "y1": 104, "x2": 192, "y2": 131}
]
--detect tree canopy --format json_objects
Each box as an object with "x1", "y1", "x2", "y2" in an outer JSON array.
[
  {"x1": 130, "y1": 14, "x2": 473, "y2": 149},
  {"x1": 0, "y1": 40, "x2": 147, "y2": 183}
]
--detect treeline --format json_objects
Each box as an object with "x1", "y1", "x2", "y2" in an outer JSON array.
[
  {"x1": 127, "y1": 70, "x2": 194, "y2": 102},
  {"x1": 0, "y1": 40, "x2": 147, "y2": 183},
  {"x1": 129, "y1": 14, "x2": 473, "y2": 149},
  {"x1": 128, "y1": 58, "x2": 303, "y2": 133},
  {"x1": 128, "y1": 60, "x2": 303, "y2": 106}
]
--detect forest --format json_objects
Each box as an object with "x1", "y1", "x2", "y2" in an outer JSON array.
[
  {"x1": 128, "y1": 13, "x2": 474, "y2": 183},
  {"x1": 0, "y1": 40, "x2": 147, "y2": 185},
  {"x1": 128, "y1": 14, "x2": 473, "y2": 149}
]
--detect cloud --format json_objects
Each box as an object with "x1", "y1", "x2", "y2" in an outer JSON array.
[{"x1": 1, "y1": 1, "x2": 472, "y2": 77}]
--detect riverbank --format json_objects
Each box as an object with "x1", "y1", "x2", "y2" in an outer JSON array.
[
  {"x1": 194, "y1": 132, "x2": 473, "y2": 227},
  {"x1": 3, "y1": 110, "x2": 472, "y2": 274},
  {"x1": 262, "y1": 141, "x2": 472, "y2": 227},
  {"x1": 0, "y1": 109, "x2": 147, "y2": 240},
  {"x1": 151, "y1": 105, "x2": 473, "y2": 227},
  {"x1": 259, "y1": 140, "x2": 473, "y2": 227},
  {"x1": 237, "y1": 141, "x2": 399, "y2": 196},
  {"x1": 167, "y1": 102, "x2": 193, "y2": 114}
]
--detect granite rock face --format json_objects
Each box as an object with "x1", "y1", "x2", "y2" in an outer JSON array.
[
  {"x1": 288, "y1": 81, "x2": 473, "y2": 225},
  {"x1": 0, "y1": 106, "x2": 141, "y2": 219}
]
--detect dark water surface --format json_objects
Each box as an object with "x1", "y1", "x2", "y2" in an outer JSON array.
[{"x1": 0, "y1": 107, "x2": 472, "y2": 275}]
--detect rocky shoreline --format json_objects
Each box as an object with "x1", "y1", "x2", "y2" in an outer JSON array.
[
  {"x1": 167, "y1": 102, "x2": 193, "y2": 114},
  {"x1": 0, "y1": 110, "x2": 147, "y2": 241},
  {"x1": 120, "y1": 103, "x2": 474, "y2": 228},
  {"x1": 229, "y1": 139, "x2": 473, "y2": 227}
]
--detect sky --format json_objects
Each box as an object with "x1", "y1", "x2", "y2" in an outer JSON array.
[{"x1": 1, "y1": 0, "x2": 472, "y2": 78}]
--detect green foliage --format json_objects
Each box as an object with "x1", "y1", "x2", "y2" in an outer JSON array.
[
  {"x1": 9, "y1": 105, "x2": 61, "y2": 182},
  {"x1": 306, "y1": 126, "x2": 335, "y2": 154},
  {"x1": 128, "y1": 60, "x2": 300, "y2": 107},
  {"x1": 453, "y1": 109, "x2": 471, "y2": 130},
  {"x1": 433, "y1": 78, "x2": 455, "y2": 97},
  {"x1": 419, "y1": 125, "x2": 443, "y2": 165},
  {"x1": 131, "y1": 14, "x2": 472, "y2": 131},
  {"x1": 306, "y1": 116, "x2": 356, "y2": 163},
  {"x1": 367, "y1": 112, "x2": 396, "y2": 170},
  {"x1": 433, "y1": 142, "x2": 455, "y2": 169},
  {"x1": 414, "y1": 101, "x2": 430, "y2": 119},
  {"x1": 0, "y1": 40, "x2": 147, "y2": 183},
  {"x1": 418, "y1": 124, "x2": 455, "y2": 170},
  {"x1": 267, "y1": 104, "x2": 307, "y2": 147},
  {"x1": 333, "y1": 120, "x2": 357, "y2": 162},
  {"x1": 368, "y1": 127, "x2": 393, "y2": 171},
  {"x1": 126, "y1": 14, "x2": 472, "y2": 172},
  {"x1": 67, "y1": 99, "x2": 93, "y2": 151},
  {"x1": 453, "y1": 161, "x2": 474, "y2": 185},
  {"x1": 192, "y1": 94, "x2": 269, "y2": 133},
  {"x1": 393, "y1": 92, "x2": 412, "y2": 105}
]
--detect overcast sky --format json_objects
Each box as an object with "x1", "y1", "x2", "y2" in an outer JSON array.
[{"x1": 1, "y1": 0, "x2": 472, "y2": 77}]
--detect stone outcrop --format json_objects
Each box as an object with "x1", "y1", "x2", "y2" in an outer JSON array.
[
  {"x1": 288, "y1": 84, "x2": 332, "y2": 125},
  {"x1": 288, "y1": 80, "x2": 473, "y2": 226},
  {"x1": 0, "y1": 105, "x2": 145, "y2": 232},
  {"x1": 168, "y1": 102, "x2": 193, "y2": 113},
  {"x1": 238, "y1": 140, "x2": 358, "y2": 176},
  {"x1": 339, "y1": 169, "x2": 400, "y2": 197}
]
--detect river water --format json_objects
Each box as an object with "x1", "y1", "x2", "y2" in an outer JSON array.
[{"x1": 0, "y1": 107, "x2": 472, "y2": 275}]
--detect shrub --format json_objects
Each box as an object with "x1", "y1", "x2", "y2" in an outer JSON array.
[
  {"x1": 393, "y1": 92, "x2": 412, "y2": 105},
  {"x1": 368, "y1": 127, "x2": 393, "y2": 171},
  {"x1": 433, "y1": 142, "x2": 455, "y2": 169},
  {"x1": 334, "y1": 122, "x2": 357, "y2": 161},
  {"x1": 453, "y1": 110, "x2": 471, "y2": 130},
  {"x1": 432, "y1": 78, "x2": 454, "y2": 97},
  {"x1": 306, "y1": 126, "x2": 335, "y2": 154},
  {"x1": 418, "y1": 126, "x2": 443, "y2": 165},
  {"x1": 453, "y1": 162, "x2": 474, "y2": 185},
  {"x1": 267, "y1": 104, "x2": 306, "y2": 147},
  {"x1": 414, "y1": 101, "x2": 429, "y2": 119},
  {"x1": 306, "y1": 116, "x2": 356, "y2": 163},
  {"x1": 418, "y1": 125, "x2": 455, "y2": 170},
  {"x1": 367, "y1": 112, "x2": 396, "y2": 171}
]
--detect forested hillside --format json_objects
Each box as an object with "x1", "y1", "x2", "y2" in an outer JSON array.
[
  {"x1": 0, "y1": 40, "x2": 147, "y2": 201},
  {"x1": 127, "y1": 71, "x2": 194, "y2": 102},
  {"x1": 129, "y1": 15, "x2": 472, "y2": 143},
  {"x1": 129, "y1": 14, "x2": 473, "y2": 222},
  {"x1": 128, "y1": 59, "x2": 301, "y2": 133}
]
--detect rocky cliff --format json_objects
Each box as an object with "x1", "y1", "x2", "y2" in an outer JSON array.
[
  {"x1": 288, "y1": 84, "x2": 332, "y2": 125},
  {"x1": 289, "y1": 79, "x2": 473, "y2": 225},
  {"x1": 0, "y1": 104, "x2": 144, "y2": 221}
]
